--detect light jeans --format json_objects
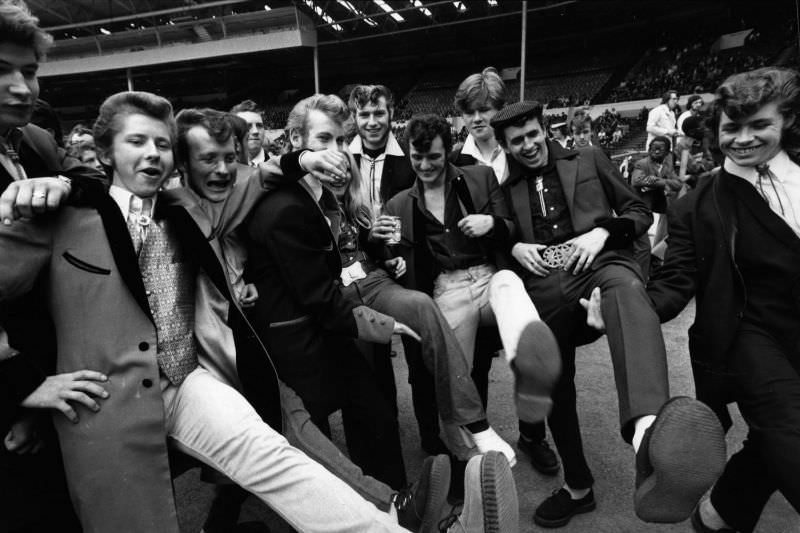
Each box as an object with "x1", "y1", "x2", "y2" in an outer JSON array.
[
  {"x1": 434, "y1": 265, "x2": 543, "y2": 459},
  {"x1": 161, "y1": 368, "x2": 406, "y2": 533}
]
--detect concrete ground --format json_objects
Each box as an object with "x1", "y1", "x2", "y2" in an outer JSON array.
[{"x1": 175, "y1": 300, "x2": 799, "y2": 532}]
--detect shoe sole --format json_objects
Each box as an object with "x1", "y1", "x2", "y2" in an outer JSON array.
[
  {"x1": 532, "y1": 499, "x2": 596, "y2": 528},
  {"x1": 634, "y1": 397, "x2": 727, "y2": 523},
  {"x1": 511, "y1": 321, "x2": 561, "y2": 424},
  {"x1": 480, "y1": 451, "x2": 519, "y2": 533},
  {"x1": 419, "y1": 455, "x2": 451, "y2": 533}
]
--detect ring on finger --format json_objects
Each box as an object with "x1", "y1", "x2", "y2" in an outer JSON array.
[{"x1": 33, "y1": 191, "x2": 47, "y2": 199}]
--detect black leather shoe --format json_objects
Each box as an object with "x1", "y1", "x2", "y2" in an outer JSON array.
[
  {"x1": 395, "y1": 454, "x2": 451, "y2": 533},
  {"x1": 690, "y1": 505, "x2": 735, "y2": 533},
  {"x1": 534, "y1": 488, "x2": 596, "y2": 528},
  {"x1": 517, "y1": 436, "x2": 560, "y2": 475}
]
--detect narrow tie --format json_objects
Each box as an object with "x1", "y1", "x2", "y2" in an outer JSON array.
[
  {"x1": 755, "y1": 163, "x2": 785, "y2": 215},
  {"x1": 127, "y1": 196, "x2": 153, "y2": 255}
]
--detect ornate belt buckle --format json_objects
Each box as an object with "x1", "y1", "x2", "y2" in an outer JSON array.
[{"x1": 542, "y1": 243, "x2": 574, "y2": 269}]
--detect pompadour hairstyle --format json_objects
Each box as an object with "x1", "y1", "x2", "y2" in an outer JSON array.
[
  {"x1": 0, "y1": 0, "x2": 53, "y2": 59},
  {"x1": 229, "y1": 99, "x2": 264, "y2": 116},
  {"x1": 710, "y1": 67, "x2": 800, "y2": 157},
  {"x1": 347, "y1": 85, "x2": 394, "y2": 114},
  {"x1": 405, "y1": 114, "x2": 452, "y2": 154},
  {"x1": 93, "y1": 91, "x2": 176, "y2": 174},
  {"x1": 453, "y1": 67, "x2": 507, "y2": 114},
  {"x1": 285, "y1": 93, "x2": 350, "y2": 147}
]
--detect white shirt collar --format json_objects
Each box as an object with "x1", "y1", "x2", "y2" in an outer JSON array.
[
  {"x1": 461, "y1": 134, "x2": 502, "y2": 160},
  {"x1": 724, "y1": 149, "x2": 797, "y2": 184},
  {"x1": 109, "y1": 184, "x2": 157, "y2": 220},
  {"x1": 250, "y1": 148, "x2": 266, "y2": 165},
  {"x1": 349, "y1": 132, "x2": 405, "y2": 157}
]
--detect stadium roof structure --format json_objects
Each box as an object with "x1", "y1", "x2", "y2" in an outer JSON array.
[
  {"x1": 34, "y1": 1, "x2": 574, "y2": 41},
  {"x1": 26, "y1": 0, "x2": 788, "y2": 126}
]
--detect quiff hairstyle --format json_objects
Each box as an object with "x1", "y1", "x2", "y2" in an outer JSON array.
[
  {"x1": 405, "y1": 114, "x2": 452, "y2": 154},
  {"x1": 229, "y1": 99, "x2": 264, "y2": 116},
  {"x1": 0, "y1": 0, "x2": 53, "y2": 59},
  {"x1": 710, "y1": 67, "x2": 800, "y2": 158},
  {"x1": 285, "y1": 93, "x2": 350, "y2": 147},
  {"x1": 454, "y1": 67, "x2": 507, "y2": 114},
  {"x1": 347, "y1": 85, "x2": 395, "y2": 116},
  {"x1": 175, "y1": 108, "x2": 238, "y2": 167},
  {"x1": 93, "y1": 91, "x2": 176, "y2": 175}
]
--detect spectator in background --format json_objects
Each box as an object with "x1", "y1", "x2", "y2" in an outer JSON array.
[
  {"x1": 678, "y1": 94, "x2": 704, "y2": 134},
  {"x1": 549, "y1": 122, "x2": 572, "y2": 149},
  {"x1": 646, "y1": 90, "x2": 680, "y2": 149},
  {"x1": 675, "y1": 115, "x2": 716, "y2": 189},
  {"x1": 66, "y1": 123, "x2": 92, "y2": 146},
  {"x1": 631, "y1": 136, "x2": 683, "y2": 271},
  {"x1": 230, "y1": 99, "x2": 267, "y2": 165},
  {"x1": 67, "y1": 140, "x2": 103, "y2": 171}
]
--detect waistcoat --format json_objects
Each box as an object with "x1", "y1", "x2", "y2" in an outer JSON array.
[{"x1": 139, "y1": 217, "x2": 199, "y2": 384}]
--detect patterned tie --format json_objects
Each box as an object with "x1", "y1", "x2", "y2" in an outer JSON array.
[{"x1": 127, "y1": 196, "x2": 153, "y2": 255}]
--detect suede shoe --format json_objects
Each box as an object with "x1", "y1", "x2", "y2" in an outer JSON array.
[
  {"x1": 517, "y1": 436, "x2": 560, "y2": 475},
  {"x1": 442, "y1": 451, "x2": 519, "y2": 533},
  {"x1": 396, "y1": 454, "x2": 451, "y2": 533},
  {"x1": 634, "y1": 397, "x2": 727, "y2": 523},
  {"x1": 690, "y1": 505, "x2": 735, "y2": 533},
  {"x1": 533, "y1": 488, "x2": 596, "y2": 528}
]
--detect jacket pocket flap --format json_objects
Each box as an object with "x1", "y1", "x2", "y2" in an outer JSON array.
[{"x1": 63, "y1": 251, "x2": 111, "y2": 275}]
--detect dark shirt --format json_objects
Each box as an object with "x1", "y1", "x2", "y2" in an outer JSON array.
[
  {"x1": 526, "y1": 156, "x2": 575, "y2": 245},
  {"x1": 416, "y1": 179, "x2": 486, "y2": 271}
]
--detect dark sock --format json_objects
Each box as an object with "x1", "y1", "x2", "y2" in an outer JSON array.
[{"x1": 464, "y1": 419, "x2": 490, "y2": 433}]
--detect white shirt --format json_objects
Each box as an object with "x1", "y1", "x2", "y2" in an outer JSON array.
[
  {"x1": 677, "y1": 110, "x2": 694, "y2": 134},
  {"x1": 724, "y1": 150, "x2": 800, "y2": 237},
  {"x1": 109, "y1": 184, "x2": 157, "y2": 220},
  {"x1": 646, "y1": 104, "x2": 677, "y2": 149},
  {"x1": 250, "y1": 148, "x2": 266, "y2": 166},
  {"x1": 349, "y1": 132, "x2": 405, "y2": 212},
  {"x1": 460, "y1": 134, "x2": 509, "y2": 184}
]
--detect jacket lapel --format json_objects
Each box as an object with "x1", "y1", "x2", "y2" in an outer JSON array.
[
  {"x1": 380, "y1": 156, "x2": 395, "y2": 204},
  {"x1": 91, "y1": 190, "x2": 153, "y2": 322},
  {"x1": 713, "y1": 174, "x2": 739, "y2": 260},
  {"x1": 510, "y1": 178, "x2": 534, "y2": 242},
  {"x1": 555, "y1": 156, "x2": 578, "y2": 216},
  {"x1": 728, "y1": 173, "x2": 800, "y2": 254}
]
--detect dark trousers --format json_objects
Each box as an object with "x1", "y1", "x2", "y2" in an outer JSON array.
[
  {"x1": 265, "y1": 325, "x2": 407, "y2": 489},
  {"x1": 710, "y1": 326, "x2": 800, "y2": 532},
  {"x1": 524, "y1": 257, "x2": 670, "y2": 489},
  {"x1": 2, "y1": 423, "x2": 81, "y2": 533}
]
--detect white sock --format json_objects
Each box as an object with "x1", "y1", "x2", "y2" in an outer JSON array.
[
  {"x1": 631, "y1": 415, "x2": 656, "y2": 452},
  {"x1": 564, "y1": 485, "x2": 591, "y2": 500},
  {"x1": 700, "y1": 498, "x2": 730, "y2": 530}
]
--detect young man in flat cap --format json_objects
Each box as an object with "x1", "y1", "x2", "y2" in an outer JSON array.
[{"x1": 490, "y1": 100, "x2": 727, "y2": 528}]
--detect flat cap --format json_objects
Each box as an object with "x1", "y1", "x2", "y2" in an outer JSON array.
[{"x1": 490, "y1": 100, "x2": 543, "y2": 135}]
